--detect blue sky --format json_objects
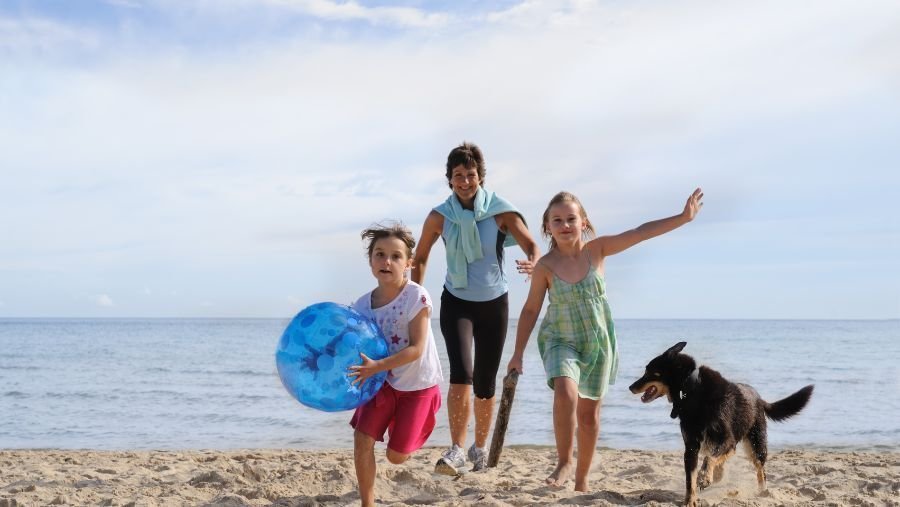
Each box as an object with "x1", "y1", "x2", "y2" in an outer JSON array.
[{"x1": 1, "y1": 0, "x2": 898, "y2": 319}]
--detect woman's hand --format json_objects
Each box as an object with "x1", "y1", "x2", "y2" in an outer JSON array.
[
  {"x1": 682, "y1": 188, "x2": 704, "y2": 222},
  {"x1": 515, "y1": 258, "x2": 535, "y2": 278},
  {"x1": 347, "y1": 353, "x2": 383, "y2": 386}
]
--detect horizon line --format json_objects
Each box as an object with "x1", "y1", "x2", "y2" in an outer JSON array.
[{"x1": 0, "y1": 316, "x2": 896, "y2": 322}]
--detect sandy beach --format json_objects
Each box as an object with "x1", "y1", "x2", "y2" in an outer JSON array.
[{"x1": 2, "y1": 447, "x2": 897, "y2": 506}]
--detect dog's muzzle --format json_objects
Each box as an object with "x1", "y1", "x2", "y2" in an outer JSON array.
[{"x1": 629, "y1": 379, "x2": 664, "y2": 403}]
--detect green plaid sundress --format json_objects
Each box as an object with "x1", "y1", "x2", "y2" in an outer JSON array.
[{"x1": 537, "y1": 268, "x2": 618, "y2": 400}]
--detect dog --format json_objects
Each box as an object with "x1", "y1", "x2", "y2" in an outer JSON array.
[{"x1": 629, "y1": 342, "x2": 813, "y2": 507}]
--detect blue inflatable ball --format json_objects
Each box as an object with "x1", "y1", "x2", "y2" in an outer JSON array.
[{"x1": 276, "y1": 302, "x2": 389, "y2": 412}]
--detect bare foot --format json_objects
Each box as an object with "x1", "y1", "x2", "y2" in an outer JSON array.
[
  {"x1": 546, "y1": 461, "x2": 574, "y2": 487},
  {"x1": 574, "y1": 476, "x2": 590, "y2": 492}
]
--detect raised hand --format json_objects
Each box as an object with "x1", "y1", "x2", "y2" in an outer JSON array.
[{"x1": 682, "y1": 188, "x2": 704, "y2": 221}]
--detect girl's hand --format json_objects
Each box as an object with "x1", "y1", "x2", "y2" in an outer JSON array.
[
  {"x1": 347, "y1": 353, "x2": 382, "y2": 386},
  {"x1": 682, "y1": 188, "x2": 704, "y2": 221},
  {"x1": 507, "y1": 354, "x2": 524, "y2": 375}
]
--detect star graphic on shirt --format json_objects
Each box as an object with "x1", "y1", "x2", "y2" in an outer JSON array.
[{"x1": 391, "y1": 334, "x2": 401, "y2": 344}]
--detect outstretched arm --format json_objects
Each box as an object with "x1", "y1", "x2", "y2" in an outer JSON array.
[
  {"x1": 595, "y1": 188, "x2": 704, "y2": 257},
  {"x1": 506, "y1": 262, "x2": 550, "y2": 374},
  {"x1": 497, "y1": 212, "x2": 542, "y2": 277},
  {"x1": 411, "y1": 211, "x2": 443, "y2": 284}
]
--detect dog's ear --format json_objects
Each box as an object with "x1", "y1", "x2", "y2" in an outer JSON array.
[{"x1": 665, "y1": 341, "x2": 687, "y2": 357}]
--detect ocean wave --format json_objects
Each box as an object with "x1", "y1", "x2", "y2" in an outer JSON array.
[
  {"x1": 45, "y1": 392, "x2": 110, "y2": 400},
  {"x1": 161, "y1": 412, "x2": 296, "y2": 426},
  {"x1": 178, "y1": 368, "x2": 272, "y2": 377},
  {"x1": 0, "y1": 364, "x2": 40, "y2": 371}
]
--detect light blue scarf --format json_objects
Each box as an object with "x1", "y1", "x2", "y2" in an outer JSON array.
[{"x1": 434, "y1": 187, "x2": 523, "y2": 289}]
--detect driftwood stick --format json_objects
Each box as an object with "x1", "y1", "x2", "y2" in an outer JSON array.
[{"x1": 487, "y1": 370, "x2": 519, "y2": 468}]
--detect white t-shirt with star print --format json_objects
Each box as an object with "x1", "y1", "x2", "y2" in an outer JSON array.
[{"x1": 352, "y1": 281, "x2": 444, "y2": 392}]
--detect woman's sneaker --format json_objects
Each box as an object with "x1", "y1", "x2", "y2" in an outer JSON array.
[
  {"x1": 434, "y1": 444, "x2": 466, "y2": 476},
  {"x1": 468, "y1": 444, "x2": 487, "y2": 472}
]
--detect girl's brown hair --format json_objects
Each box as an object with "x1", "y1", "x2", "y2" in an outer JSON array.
[
  {"x1": 361, "y1": 222, "x2": 416, "y2": 259},
  {"x1": 541, "y1": 191, "x2": 596, "y2": 250}
]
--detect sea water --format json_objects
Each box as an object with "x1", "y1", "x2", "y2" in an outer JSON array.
[{"x1": 1, "y1": 318, "x2": 897, "y2": 451}]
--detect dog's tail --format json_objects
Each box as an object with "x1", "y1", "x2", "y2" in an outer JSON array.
[{"x1": 764, "y1": 385, "x2": 814, "y2": 422}]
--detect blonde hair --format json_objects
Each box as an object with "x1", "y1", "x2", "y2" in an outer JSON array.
[
  {"x1": 361, "y1": 222, "x2": 416, "y2": 259},
  {"x1": 541, "y1": 191, "x2": 596, "y2": 250}
]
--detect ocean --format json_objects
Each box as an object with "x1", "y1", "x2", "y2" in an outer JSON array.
[{"x1": 1, "y1": 318, "x2": 897, "y2": 451}]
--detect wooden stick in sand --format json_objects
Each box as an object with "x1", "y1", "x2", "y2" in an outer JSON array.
[{"x1": 487, "y1": 370, "x2": 519, "y2": 468}]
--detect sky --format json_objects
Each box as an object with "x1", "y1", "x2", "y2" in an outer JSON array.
[{"x1": 1, "y1": 0, "x2": 898, "y2": 319}]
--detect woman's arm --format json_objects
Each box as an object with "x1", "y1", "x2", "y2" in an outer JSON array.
[
  {"x1": 497, "y1": 212, "x2": 542, "y2": 276},
  {"x1": 411, "y1": 211, "x2": 443, "y2": 284}
]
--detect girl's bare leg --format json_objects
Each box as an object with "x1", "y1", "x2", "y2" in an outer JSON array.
[
  {"x1": 547, "y1": 377, "x2": 578, "y2": 486},
  {"x1": 354, "y1": 430, "x2": 377, "y2": 507},
  {"x1": 574, "y1": 397, "x2": 602, "y2": 491},
  {"x1": 385, "y1": 448, "x2": 410, "y2": 465}
]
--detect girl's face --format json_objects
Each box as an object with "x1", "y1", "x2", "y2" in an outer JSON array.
[
  {"x1": 449, "y1": 164, "x2": 481, "y2": 204},
  {"x1": 369, "y1": 237, "x2": 412, "y2": 285},
  {"x1": 546, "y1": 201, "x2": 587, "y2": 244}
]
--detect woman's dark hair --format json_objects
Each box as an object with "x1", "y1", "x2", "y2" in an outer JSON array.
[{"x1": 445, "y1": 142, "x2": 486, "y2": 188}]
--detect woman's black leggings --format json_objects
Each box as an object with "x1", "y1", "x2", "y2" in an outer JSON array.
[{"x1": 439, "y1": 288, "x2": 509, "y2": 399}]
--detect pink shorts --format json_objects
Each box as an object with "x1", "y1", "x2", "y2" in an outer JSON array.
[{"x1": 350, "y1": 382, "x2": 441, "y2": 455}]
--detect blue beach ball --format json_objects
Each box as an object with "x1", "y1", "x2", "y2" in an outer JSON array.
[{"x1": 276, "y1": 302, "x2": 389, "y2": 412}]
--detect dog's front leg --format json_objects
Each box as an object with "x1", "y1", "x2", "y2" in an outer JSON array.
[
  {"x1": 697, "y1": 456, "x2": 712, "y2": 490},
  {"x1": 683, "y1": 440, "x2": 701, "y2": 507}
]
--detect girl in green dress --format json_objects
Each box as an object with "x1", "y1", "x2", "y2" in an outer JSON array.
[{"x1": 507, "y1": 188, "x2": 704, "y2": 492}]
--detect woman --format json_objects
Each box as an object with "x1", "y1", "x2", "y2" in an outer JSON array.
[{"x1": 412, "y1": 142, "x2": 540, "y2": 474}]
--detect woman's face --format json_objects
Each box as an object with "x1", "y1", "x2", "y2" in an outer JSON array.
[{"x1": 449, "y1": 164, "x2": 481, "y2": 204}]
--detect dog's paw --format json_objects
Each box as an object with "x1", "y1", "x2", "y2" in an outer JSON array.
[
  {"x1": 697, "y1": 476, "x2": 711, "y2": 490},
  {"x1": 697, "y1": 458, "x2": 712, "y2": 490}
]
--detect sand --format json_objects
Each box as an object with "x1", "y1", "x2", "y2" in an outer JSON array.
[{"x1": 1, "y1": 447, "x2": 898, "y2": 506}]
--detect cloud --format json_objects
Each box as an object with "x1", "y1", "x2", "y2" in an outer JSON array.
[
  {"x1": 485, "y1": 0, "x2": 598, "y2": 26},
  {"x1": 0, "y1": 15, "x2": 101, "y2": 54},
  {"x1": 104, "y1": 0, "x2": 143, "y2": 8},
  {"x1": 95, "y1": 294, "x2": 114, "y2": 307},
  {"x1": 1, "y1": 0, "x2": 897, "y2": 318},
  {"x1": 261, "y1": 0, "x2": 450, "y2": 27}
]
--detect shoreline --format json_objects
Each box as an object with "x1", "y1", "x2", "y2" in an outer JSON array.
[
  {"x1": 5, "y1": 443, "x2": 898, "y2": 452},
  {"x1": 2, "y1": 447, "x2": 898, "y2": 506}
]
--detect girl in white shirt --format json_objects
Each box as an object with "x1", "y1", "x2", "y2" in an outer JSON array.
[{"x1": 348, "y1": 222, "x2": 443, "y2": 507}]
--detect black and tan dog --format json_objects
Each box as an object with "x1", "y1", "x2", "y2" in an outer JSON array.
[{"x1": 629, "y1": 342, "x2": 813, "y2": 507}]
